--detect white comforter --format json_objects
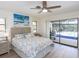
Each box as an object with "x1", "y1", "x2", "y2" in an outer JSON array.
[{"x1": 12, "y1": 35, "x2": 52, "y2": 57}]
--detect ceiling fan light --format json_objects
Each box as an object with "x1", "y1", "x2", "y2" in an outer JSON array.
[{"x1": 42, "y1": 9, "x2": 48, "y2": 12}]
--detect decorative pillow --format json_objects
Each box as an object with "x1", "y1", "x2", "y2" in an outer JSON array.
[
  {"x1": 25, "y1": 33, "x2": 34, "y2": 38},
  {"x1": 34, "y1": 33, "x2": 42, "y2": 37}
]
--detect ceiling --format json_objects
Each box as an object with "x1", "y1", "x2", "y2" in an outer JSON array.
[{"x1": 0, "y1": 1, "x2": 79, "y2": 17}]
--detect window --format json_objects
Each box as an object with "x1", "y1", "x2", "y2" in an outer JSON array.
[
  {"x1": 0, "y1": 18, "x2": 6, "y2": 32},
  {"x1": 32, "y1": 21, "x2": 37, "y2": 33},
  {"x1": 0, "y1": 18, "x2": 6, "y2": 41}
]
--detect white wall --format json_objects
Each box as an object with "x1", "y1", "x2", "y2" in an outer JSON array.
[
  {"x1": 35, "y1": 11, "x2": 79, "y2": 38},
  {"x1": 32, "y1": 17, "x2": 48, "y2": 37},
  {"x1": 0, "y1": 9, "x2": 36, "y2": 42},
  {"x1": 2, "y1": 10, "x2": 36, "y2": 30}
]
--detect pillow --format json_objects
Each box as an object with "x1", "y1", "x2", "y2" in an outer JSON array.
[
  {"x1": 25, "y1": 33, "x2": 34, "y2": 38},
  {"x1": 34, "y1": 33, "x2": 42, "y2": 37},
  {"x1": 15, "y1": 34, "x2": 25, "y2": 39}
]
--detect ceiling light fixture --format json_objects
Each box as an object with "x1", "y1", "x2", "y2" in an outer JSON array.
[{"x1": 42, "y1": 9, "x2": 48, "y2": 12}]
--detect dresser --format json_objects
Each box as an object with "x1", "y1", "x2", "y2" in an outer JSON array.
[{"x1": 0, "y1": 37, "x2": 10, "y2": 55}]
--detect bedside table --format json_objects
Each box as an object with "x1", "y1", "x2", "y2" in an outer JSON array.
[{"x1": 0, "y1": 37, "x2": 10, "y2": 55}]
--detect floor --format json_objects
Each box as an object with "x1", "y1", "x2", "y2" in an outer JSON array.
[
  {"x1": 0, "y1": 50, "x2": 20, "y2": 58},
  {"x1": 55, "y1": 37, "x2": 77, "y2": 47},
  {"x1": 0, "y1": 43, "x2": 78, "y2": 58},
  {"x1": 45, "y1": 43, "x2": 79, "y2": 58}
]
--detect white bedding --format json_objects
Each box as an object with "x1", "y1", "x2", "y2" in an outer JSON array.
[{"x1": 12, "y1": 34, "x2": 52, "y2": 57}]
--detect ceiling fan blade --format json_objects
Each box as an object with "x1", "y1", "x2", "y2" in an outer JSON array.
[
  {"x1": 43, "y1": 1, "x2": 47, "y2": 8},
  {"x1": 30, "y1": 8, "x2": 41, "y2": 9},
  {"x1": 31, "y1": 6, "x2": 42, "y2": 9},
  {"x1": 47, "y1": 5, "x2": 61, "y2": 9}
]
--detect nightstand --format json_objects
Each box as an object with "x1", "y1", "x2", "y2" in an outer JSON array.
[{"x1": 0, "y1": 37, "x2": 10, "y2": 55}]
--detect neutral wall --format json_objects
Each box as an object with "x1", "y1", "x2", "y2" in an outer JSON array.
[
  {"x1": 36, "y1": 11, "x2": 79, "y2": 37},
  {"x1": 0, "y1": 9, "x2": 36, "y2": 42}
]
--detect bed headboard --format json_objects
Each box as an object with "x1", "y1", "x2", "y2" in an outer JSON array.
[{"x1": 10, "y1": 27, "x2": 31, "y2": 39}]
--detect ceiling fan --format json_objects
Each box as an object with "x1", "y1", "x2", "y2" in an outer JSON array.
[{"x1": 31, "y1": 1, "x2": 61, "y2": 13}]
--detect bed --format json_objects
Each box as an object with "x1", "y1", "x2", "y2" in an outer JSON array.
[{"x1": 10, "y1": 27, "x2": 53, "y2": 58}]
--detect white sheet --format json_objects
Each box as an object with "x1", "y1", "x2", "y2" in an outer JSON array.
[{"x1": 12, "y1": 35, "x2": 53, "y2": 57}]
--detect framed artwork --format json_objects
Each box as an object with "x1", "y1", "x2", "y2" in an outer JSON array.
[{"x1": 13, "y1": 14, "x2": 29, "y2": 26}]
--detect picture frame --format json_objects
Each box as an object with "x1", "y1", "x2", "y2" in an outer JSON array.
[{"x1": 13, "y1": 14, "x2": 29, "y2": 26}]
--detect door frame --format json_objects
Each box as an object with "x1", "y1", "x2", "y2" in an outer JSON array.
[{"x1": 50, "y1": 18, "x2": 78, "y2": 48}]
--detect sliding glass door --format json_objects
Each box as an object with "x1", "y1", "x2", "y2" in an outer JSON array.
[
  {"x1": 51, "y1": 21, "x2": 60, "y2": 42},
  {"x1": 50, "y1": 18, "x2": 78, "y2": 47}
]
